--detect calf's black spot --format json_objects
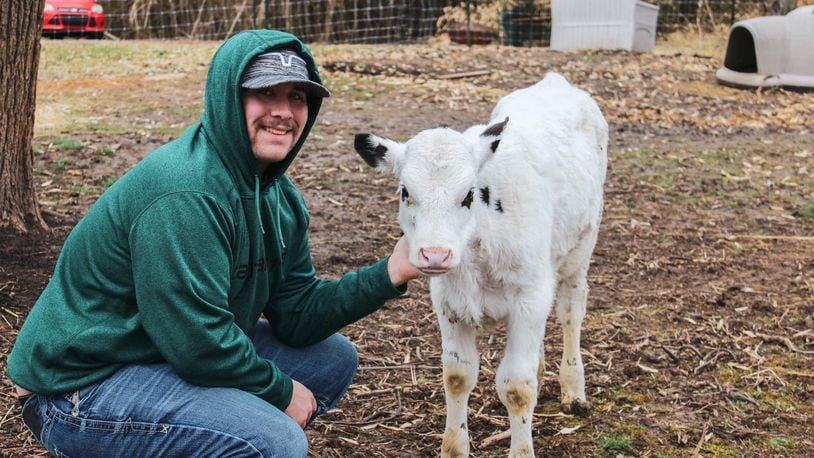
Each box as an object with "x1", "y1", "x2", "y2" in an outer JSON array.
[
  {"x1": 490, "y1": 139, "x2": 500, "y2": 153},
  {"x1": 479, "y1": 187, "x2": 490, "y2": 206},
  {"x1": 461, "y1": 189, "x2": 474, "y2": 209}
]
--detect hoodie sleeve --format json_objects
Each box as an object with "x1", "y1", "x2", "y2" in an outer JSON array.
[
  {"x1": 264, "y1": 219, "x2": 407, "y2": 348},
  {"x1": 129, "y1": 192, "x2": 294, "y2": 409}
]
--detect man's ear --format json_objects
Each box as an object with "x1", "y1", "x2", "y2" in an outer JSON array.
[{"x1": 354, "y1": 133, "x2": 406, "y2": 175}]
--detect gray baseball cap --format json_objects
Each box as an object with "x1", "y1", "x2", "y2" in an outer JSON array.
[{"x1": 241, "y1": 50, "x2": 330, "y2": 98}]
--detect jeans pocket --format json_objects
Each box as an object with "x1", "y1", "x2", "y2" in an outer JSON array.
[
  {"x1": 20, "y1": 396, "x2": 44, "y2": 441},
  {"x1": 53, "y1": 381, "x2": 105, "y2": 419}
]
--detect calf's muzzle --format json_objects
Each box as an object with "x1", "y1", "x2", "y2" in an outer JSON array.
[{"x1": 418, "y1": 247, "x2": 453, "y2": 272}]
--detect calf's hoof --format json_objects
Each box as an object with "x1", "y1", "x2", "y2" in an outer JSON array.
[
  {"x1": 441, "y1": 426, "x2": 470, "y2": 458},
  {"x1": 561, "y1": 398, "x2": 591, "y2": 417},
  {"x1": 508, "y1": 445, "x2": 535, "y2": 458},
  {"x1": 441, "y1": 444, "x2": 469, "y2": 458}
]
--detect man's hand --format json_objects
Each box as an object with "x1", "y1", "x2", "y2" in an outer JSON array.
[
  {"x1": 387, "y1": 237, "x2": 424, "y2": 287},
  {"x1": 284, "y1": 380, "x2": 316, "y2": 428}
]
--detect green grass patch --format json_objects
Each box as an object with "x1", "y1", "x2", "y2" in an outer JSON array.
[
  {"x1": 610, "y1": 387, "x2": 648, "y2": 405},
  {"x1": 762, "y1": 392, "x2": 798, "y2": 412},
  {"x1": 716, "y1": 365, "x2": 744, "y2": 385},
  {"x1": 701, "y1": 440, "x2": 741, "y2": 457},
  {"x1": 600, "y1": 435, "x2": 633, "y2": 455},
  {"x1": 99, "y1": 176, "x2": 118, "y2": 189},
  {"x1": 768, "y1": 437, "x2": 799, "y2": 450},
  {"x1": 99, "y1": 146, "x2": 116, "y2": 157},
  {"x1": 39, "y1": 40, "x2": 218, "y2": 80},
  {"x1": 798, "y1": 198, "x2": 814, "y2": 218},
  {"x1": 85, "y1": 123, "x2": 132, "y2": 136},
  {"x1": 69, "y1": 184, "x2": 94, "y2": 195},
  {"x1": 51, "y1": 159, "x2": 73, "y2": 171},
  {"x1": 50, "y1": 138, "x2": 84, "y2": 150}
]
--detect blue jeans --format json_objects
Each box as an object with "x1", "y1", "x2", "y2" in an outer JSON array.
[{"x1": 20, "y1": 321, "x2": 358, "y2": 457}]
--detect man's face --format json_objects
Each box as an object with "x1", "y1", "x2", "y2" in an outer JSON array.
[{"x1": 242, "y1": 82, "x2": 309, "y2": 170}]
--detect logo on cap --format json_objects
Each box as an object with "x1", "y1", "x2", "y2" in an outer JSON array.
[{"x1": 272, "y1": 52, "x2": 305, "y2": 68}]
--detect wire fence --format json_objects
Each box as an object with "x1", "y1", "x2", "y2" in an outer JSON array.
[
  {"x1": 50, "y1": 0, "x2": 804, "y2": 43},
  {"x1": 96, "y1": 0, "x2": 452, "y2": 42}
]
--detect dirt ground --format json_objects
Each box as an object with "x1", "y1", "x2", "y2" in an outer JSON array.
[{"x1": 1, "y1": 35, "x2": 813, "y2": 457}]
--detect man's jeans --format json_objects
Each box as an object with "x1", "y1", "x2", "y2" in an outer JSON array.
[{"x1": 20, "y1": 321, "x2": 358, "y2": 457}]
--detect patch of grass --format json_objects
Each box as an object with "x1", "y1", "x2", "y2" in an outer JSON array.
[
  {"x1": 798, "y1": 198, "x2": 814, "y2": 218},
  {"x1": 326, "y1": 72, "x2": 395, "y2": 101},
  {"x1": 610, "y1": 388, "x2": 648, "y2": 405},
  {"x1": 716, "y1": 365, "x2": 744, "y2": 385},
  {"x1": 39, "y1": 40, "x2": 217, "y2": 80},
  {"x1": 99, "y1": 176, "x2": 118, "y2": 189},
  {"x1": 778, "y1": 384, "x2": 802, "y2": 397},
  {"x1": 51, "y1": 159, "x2": 73, "y2": 171},
  {"x1": 600, "y1": 435, "x2": 633, "y2": 455},
  {"x1": 763, "y1": 392, "x2": 798, "y2": 412},
  {"x1": 85, "y1": 123, "x2": 132, "y2": 136},
  {"x1": 50, "y1": 138, "x2": 84, "y2": 150},
  {"x1": 701, "y1": 440, "x2": 741, "y2": 457},
  {"x1": 99, "y1": 146, "x2": 116, "y2": 157},
  {"x1": 69, "y1": 184, "x2": 94, "y2": 195},
  {"x1": 768, "y1": 437, "x2": 799, "y2": 450},
  {"x1": 760, "y1": 416, "x2": 779, "y2": 428}
]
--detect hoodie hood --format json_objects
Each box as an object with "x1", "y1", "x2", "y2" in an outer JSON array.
[{"x1": 201, "y1": 30, "x2": 325, "y2": 191}]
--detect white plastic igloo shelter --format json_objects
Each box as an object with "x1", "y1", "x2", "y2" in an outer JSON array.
[{"x1": 716, "y1": 6, "x2": 814, "y2": 90}]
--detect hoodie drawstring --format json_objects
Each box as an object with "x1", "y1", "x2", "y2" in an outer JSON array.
[
  {"x1": 275, "y1": 184, "x2": 286, "y2": 250},
  {"x1": 255, "y1": 175, "x2": 266, "y2": 235},
  {"x1": 254, "y1": 174, "x2": 286, "y2": 250}
]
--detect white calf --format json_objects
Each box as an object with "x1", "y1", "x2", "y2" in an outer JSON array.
[{"x1": 355, "y1": 73, "x2": 608, "y2": 457}]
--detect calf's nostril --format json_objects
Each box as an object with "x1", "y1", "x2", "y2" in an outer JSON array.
[{"x1": 420, "y1": 247, "x2": 453, "y2": 268}]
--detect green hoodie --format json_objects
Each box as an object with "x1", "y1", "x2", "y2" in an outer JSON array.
[{"x1": 7, "y1": 30, "x2": 404, "y2": 410}]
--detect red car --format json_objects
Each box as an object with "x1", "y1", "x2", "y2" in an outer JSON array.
[{"x1": 43, "y1": 0, "x2": 106, "y2": 39}]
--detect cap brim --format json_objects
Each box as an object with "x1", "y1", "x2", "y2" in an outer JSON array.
[{"x1": 241, "y1": 75, "x2": 330, "y2": 98}]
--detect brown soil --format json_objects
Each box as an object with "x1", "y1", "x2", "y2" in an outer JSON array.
[{"x1": 1, "y1": 42, "x2": 813, "y2": 457}]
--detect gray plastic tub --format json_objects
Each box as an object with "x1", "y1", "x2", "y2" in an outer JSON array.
[{"x1": 550, "y1": 0, "x2": 659, "y2": 52}]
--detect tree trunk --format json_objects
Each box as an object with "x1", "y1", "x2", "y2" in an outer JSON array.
[{"x1": 0, "y1": 0, "x2": 47, "y2": 232}]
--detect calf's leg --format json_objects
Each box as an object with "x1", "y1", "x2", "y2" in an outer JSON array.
[
  {"x1": 498, "y1": 295, "x2": 551, "y2": 458},
  {"x1": 555, "y1": 268, "x2": 590, "y2": 416},
  {"x1": 438, "y1": 312, "x2": 479, "y2": 458}
]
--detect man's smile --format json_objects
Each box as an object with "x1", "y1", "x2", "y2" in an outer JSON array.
[{"x1": 261, "y1": 125, "x2": 293, "y2": 136}]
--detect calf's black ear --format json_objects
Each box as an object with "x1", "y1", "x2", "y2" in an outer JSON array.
[
  {"x1": 354, "y1": 133, "x2": 387, "y2": 168},
  {"x1": 481, "y1": 116, "x2": 508, "y2": 153},
  {"x1": 353, "y1": 133, "x2": 406, "y2": 174}
]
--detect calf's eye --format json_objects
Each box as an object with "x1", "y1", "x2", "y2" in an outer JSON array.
[
  {"x1": 401, "y1": 186, "x2": 410, "y2": 203},
  {"x1": 461, "y1": 189, "x2": 474, "y2": 209}
]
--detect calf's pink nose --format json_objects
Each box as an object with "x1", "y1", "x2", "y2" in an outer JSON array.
[{"x1": 419, "y1": 247, "x2": 453, "y2": 269}]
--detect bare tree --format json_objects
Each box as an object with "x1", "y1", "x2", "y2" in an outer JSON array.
[{"x1": 0, "y1": 0, "x2": 47, "y2": 231}]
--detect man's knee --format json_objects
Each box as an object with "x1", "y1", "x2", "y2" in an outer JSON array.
[
  {"x1": 336, "y1": 334, "x2": 359, "y2": 367},
  {"x1": 252, "y1": 421, "x2": 308, "y2": 458},
  {"x1": 327, "y1": 334, "x2": 359, "y2": 382}
]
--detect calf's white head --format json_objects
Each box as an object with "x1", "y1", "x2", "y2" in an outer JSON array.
[{"x1": 354, "y1": 118, "x2": 508, "y2": 274}]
